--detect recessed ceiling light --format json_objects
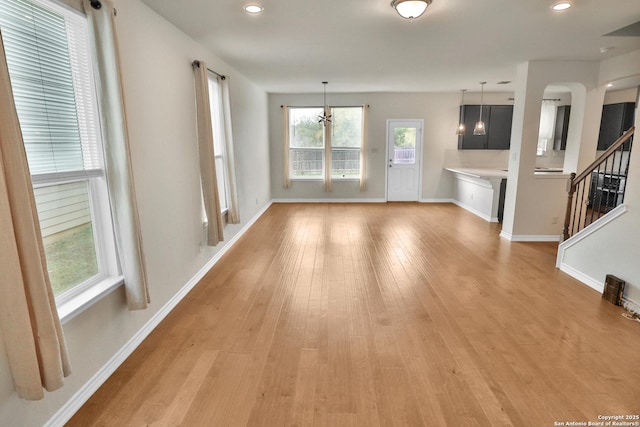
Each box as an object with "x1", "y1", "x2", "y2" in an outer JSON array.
[
  {"x1": 244, "y1": 4, "x2": 264, "y2": 14},
  {"x1": 551, "y1": 2, "x2": 572, "y2": 11},
  {"x1": 607, "y1": 83, "x2": 614, "y2": 88}
]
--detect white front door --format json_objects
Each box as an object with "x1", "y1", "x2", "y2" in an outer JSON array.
[{"x1": 386, "y1": 120, "x2": 423, "y2": 201}]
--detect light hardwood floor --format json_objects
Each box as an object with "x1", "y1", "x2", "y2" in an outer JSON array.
[{"x1": 68, "y1": 203, "x2": 640, "y2": 426}]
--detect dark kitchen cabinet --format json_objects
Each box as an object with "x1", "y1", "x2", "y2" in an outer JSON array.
[
  {"x1": 458, "y1": 105, "x2": 514, "y2": 150},
  {"x1": 553, "y1": 105, "x2": 571, "y2": 151},
  {"x1": 588, "y1": 172, "x2": 626, "y2": 212},
  {"x1": 597, "y1": 102, "x2": 635, "y2": 150},
  {"x1": 487, "y1": 106, "x2": 513, "y2": 150}
]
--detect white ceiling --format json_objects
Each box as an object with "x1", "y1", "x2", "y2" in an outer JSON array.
[{"x1": 139, "y1": 0, "x2": 640, "y2": 93}]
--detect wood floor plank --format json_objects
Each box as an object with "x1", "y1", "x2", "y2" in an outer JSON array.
[{"x1": 69, "y1": 203, "x2": 640, "y2": 427}]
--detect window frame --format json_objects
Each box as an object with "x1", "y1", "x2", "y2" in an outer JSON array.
[
  {"x1": 287, "y1": 106, "x2": 364, "y2": 181},
  {"x1": 0, "y1": 0, "x2": 122, "y2": 315}
]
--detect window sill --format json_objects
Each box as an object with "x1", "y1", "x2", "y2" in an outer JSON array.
[{"x1": 58, "y1": 275, "x2": 124, "y2": 325}]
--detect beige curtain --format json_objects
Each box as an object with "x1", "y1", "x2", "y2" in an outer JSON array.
[
  {"x1": 282, "y1": 105, "x2": 291, "y2": 189},
  {"x1": 324, "y1": 107, "x2": 332, "y2": 192},
  {"x1": 84, "y1": 0, "x2": 149, "y2": 310},
  {"x1": 0, "y1": 32, "x2": 71, "y2": 401},
  {"x1": 220, "y1": 77, "x2": 240, "y2": 224},
  {"x1": 193, "y1": 60, "x2": 224, "y2": 245},
  {"x1": 359, "y1": 105, "x2": 369, "y2": 192}
]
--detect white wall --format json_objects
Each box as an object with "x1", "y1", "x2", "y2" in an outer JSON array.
[
  {"x1": 560, "y1": 49, "x2": 640, "y2": 309},
  {"x1": 269, "y1": 92, "x2": 514, "y2": 201},
  {"x1": 0, "y1": 0, "x2": 270, "y2": 425},
  {"x1": 501, "y1": 60, "x2": 603, "y2": 240}
]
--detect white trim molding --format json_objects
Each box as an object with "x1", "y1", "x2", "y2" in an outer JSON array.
[
  {"x1": 272, "y1": 198, "x2": 386, "y2": 203},
  {"x1": 420, "y1": 198, "x2": 455, "y2": 203},
  {"x1": 453, "y1": 200, "x2": 498, "y2": 223},
  {"x1": 46, "y1": 201, "x2": 273, "y2": 427},
  {"x1": 499, "y1": 230, "x2": 561, "y2": 242},
  {"x1": 555, "y1": 204, "x2": 629, "y2": 295},
  {"x1": 556, "y1": 204, "x2": 628, "y2": 267},
  {"x1": 558, "y1": 263, "x2": 604, "y2": 293},
  {"x1": 622, "y1": 297, "x2": 640, "y2": 315}
]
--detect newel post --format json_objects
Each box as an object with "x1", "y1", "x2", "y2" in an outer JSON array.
[{"x1": 562, "y1": 172, "x2": 577, "y2": 241}]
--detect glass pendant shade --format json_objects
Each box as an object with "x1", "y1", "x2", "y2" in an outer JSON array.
[
  {"x1": 474, "y1": 82, "x2": 487, "y2": 136},
  {"x1": 456, "y1": 89, "x2": 466, "y2": 135},
  {"x1": 391, "y1": 0, "x2": 432, "y2": 19}
]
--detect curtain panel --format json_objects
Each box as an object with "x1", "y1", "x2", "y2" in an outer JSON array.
[
  {"x1": 359, "y1": 105, "x2": 369, "y2": 192},
  {"x1": 282, "y1": 105, "x2": 291, "y2": 189},
  {"x1": 323, "y1": 107, "x2": 332, "y2": 192},
  {"x1": 84, "y1": 0, "x2": 149, "y2": 310},
  {"x1": 0, "y1": 32, "x2": 71, "y2": 401},
  {"x1": 193, "y1": 60, "x2": 224, "y2": 246},
  {"x1": 220, "y1": 77, "x2": 240, "y2": 224}
]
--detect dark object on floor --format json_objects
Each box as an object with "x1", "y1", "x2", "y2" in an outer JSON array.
[{"x1": 603, "y1": 274, "x2": 625, "y2": 306}]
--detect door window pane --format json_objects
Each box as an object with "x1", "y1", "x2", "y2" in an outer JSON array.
[{"x1": 393, "y1": 127, "x2": 416, "y2": 164}]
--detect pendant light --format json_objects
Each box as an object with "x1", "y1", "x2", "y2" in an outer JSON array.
[
  {"x1": 473, "y1": 82, "x2": 487, "y2": 136},
  {"x1": 456, "y1": 89, "x2": 467, "y2": 135},
  {"x1": 318, "y1": 81, "x2": 331, "y2": 126}
]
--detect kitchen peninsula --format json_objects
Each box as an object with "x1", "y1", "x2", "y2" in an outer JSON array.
[{"x1": 445, "y1": 168, "x2": 508, "y2": 223}]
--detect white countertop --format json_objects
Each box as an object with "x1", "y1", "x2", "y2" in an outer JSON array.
[
  {"x1": 444, "y1": 167, "x2": 507, "y2": 179},
  {"x1": 445, "y1": 167, "x2": 567, "y2": 179}
]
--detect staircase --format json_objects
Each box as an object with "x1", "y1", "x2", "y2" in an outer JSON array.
[{"x1": 562, "y1": 127, "x2": 635, "y2": 241}]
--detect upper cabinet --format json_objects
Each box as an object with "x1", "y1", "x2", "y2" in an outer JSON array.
[
  {"x1": 597, "y1": 102, "x2": 635, "y2": 150},
  {"x1": 458, "y1": 105, "x2": 514, "y2": 150}
]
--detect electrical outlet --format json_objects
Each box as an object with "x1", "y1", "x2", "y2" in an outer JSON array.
[{"x1": 552, "y1": 216, "x2": 558, "y2": 224}]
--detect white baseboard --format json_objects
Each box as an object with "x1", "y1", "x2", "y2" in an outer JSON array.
[
  {"x1": 45, "y1": 201, "x2": 273, "y2": 427},
  {"x1": 452, "y1": 200, "x2": 497, "y2": 223},
  {"x1": 272, "y1": 198, "x2": 386, "y2": 203},
  {"x1": 499, "y1": 230, "x2": 561, "y2": 242},
  {"x1": 419, "y1": 198, "x2": 454, "y2": 203},
  {"x1": 558, "y1": 263, "x2": 604, "y2": 293},
  {"x1": 622, "y1": 297, "x2": 640, "y2": 315}
]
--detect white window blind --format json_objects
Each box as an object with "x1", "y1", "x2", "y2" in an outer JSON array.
[
  {"x1": 1, "y1": 0, "x2": 117, "y2": 300},
  {"x1": 0, "y1": 0, "x2": 102, "y2": 176}
]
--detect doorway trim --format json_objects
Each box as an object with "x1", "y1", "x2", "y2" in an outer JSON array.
[{"x1": 385, "y1": 119, "x2": 424, "y2": 202}]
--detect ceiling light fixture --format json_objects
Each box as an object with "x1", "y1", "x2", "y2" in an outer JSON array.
[
  {"x1": 244, "y1": 4, "x2": 264, "y2": 14},
  {"x1": 473, "y1": 82, "x2": 487, "y2": 136},
  {"x1": 318, "y1": 82, "x2": 331, "y2": 126},
  {"x1": 456, "y1": 89, "x2": 467, "y2": 135},
  {"x1": 391, "y1": 0, "x2": 433, "y2": 20},
  {"x1": 551, "y1": 2, "x2": 572, "y2": 11}
]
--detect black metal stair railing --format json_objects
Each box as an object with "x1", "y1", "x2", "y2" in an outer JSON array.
[{"x1": 563, "y1": 127, "x2": 635, "y2": 241}]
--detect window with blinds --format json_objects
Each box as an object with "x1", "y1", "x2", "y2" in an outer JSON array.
[{"x1": 0, "y1": 0, "x2": 117, "y2": 302}]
